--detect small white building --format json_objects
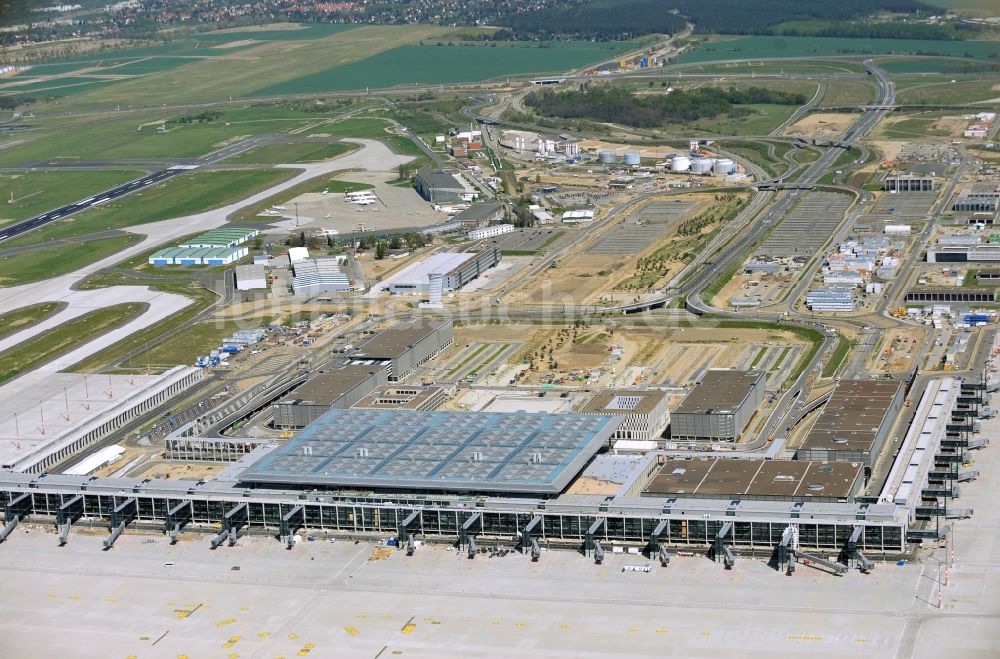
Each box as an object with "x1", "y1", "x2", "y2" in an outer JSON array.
[
  {"x1": 288, "y1": 247, "x2": 310, "y2": 264},
  {"x1": 235, "y1": 264, "x2": 268, "y2": 291},
  {"x1": 562, "y1": 208, "x2": 595, "y2": 223},
  {"x1": 532, "y1": 210, "x2": 555, "y2": 224},
  {"x1": 468, "y1": 224, "x2": 514, "y2": 241},
  {"x1": 885, "y1": 224, "x2": 912, "y2": 235}
]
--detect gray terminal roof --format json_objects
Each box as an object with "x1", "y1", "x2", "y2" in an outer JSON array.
[
  {"x1": 455, "y1": 202, "x2": 504, "y2": 222},
  {"x1": 276, "y1": 364, "x2": 384, "y2": 407},
  {"x1": 417, "y1": 168, "x2": 465, "y2": 191},
  {"x1": 799, "y1": 379, "x2": 903, "y2": 453},
  {"x1": 239, "y1": 408, "x2": 623, "y2": 494},
  {"x1": 353, "y1": 318, "x2": 449, "y2": 360},
  {"x1": 673, "y1": 370, "x2": 763, "y2": 416}
]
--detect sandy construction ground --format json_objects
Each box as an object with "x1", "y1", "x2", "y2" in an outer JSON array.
[
  {"x1": 866, "y1": 139, "x2": 907, "y2": 162},
  {"x1": 788, "y1": 113, "x2": 861, "y2": 138}
]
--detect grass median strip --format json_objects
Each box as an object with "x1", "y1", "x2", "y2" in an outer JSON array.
[
  {"x1": 0, "y1": 234, "x2": 141, "y2": 288},
  {"x1": 0, "y1": 302, "x2": 66, "y2": 342},
  {"x1": 0, "y1": 303, "x2": 146, "y2": 383}
]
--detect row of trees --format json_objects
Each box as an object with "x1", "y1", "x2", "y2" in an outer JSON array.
[
  {"x1": 526, "y1": 84, "x2": 807, "y2": 128},
  {"x1": 498, "y1": 0, "x2": 938, "y2": 41}
]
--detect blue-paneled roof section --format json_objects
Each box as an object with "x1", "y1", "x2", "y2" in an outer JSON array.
[{"x1": 239, "y1": 409, "x2": 622, "y2": 494}]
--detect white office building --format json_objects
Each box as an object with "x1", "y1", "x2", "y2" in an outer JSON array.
[{"x1": 468, "y1": 224, "x2": 515, "y2": 241}]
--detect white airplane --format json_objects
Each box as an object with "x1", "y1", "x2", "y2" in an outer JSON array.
[
  {"x1": 321, "y1": 189, "x2": 329, "y2": 195},
  {"x1": 272, "y1": 205, "x2": 287, "y2": 211},
  {"x1": 324, "y1": 213, "x2": 332, "y2": 219},
  {"x1": 351, "y1": 199, "x2": 375, "y2": 205}
]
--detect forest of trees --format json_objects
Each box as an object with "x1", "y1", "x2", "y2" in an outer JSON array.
[
  {"x1": 498, "y1": 0, "x2": 945, "y2": 41},
  {"x1": 525, "y1": 84, "x2": 808, "y2": 128}
]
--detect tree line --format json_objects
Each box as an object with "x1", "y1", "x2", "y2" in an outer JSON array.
[
  {"x1": 525, "y1": 84, "x2": 808, "y2": 128},
  {"x1": 497, "y1": 0, "x2": 946, "y2": 41}
]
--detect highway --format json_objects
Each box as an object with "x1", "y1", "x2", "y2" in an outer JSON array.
[{"x1": 0, "y1": 135, "x2": 274, "y2": 244}]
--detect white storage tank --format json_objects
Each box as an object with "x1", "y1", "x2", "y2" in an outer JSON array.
[
  {"x1": 670, "y1": 155, "x2": 691, "y2": 172},
  {"x1": 691, "y1": 158, "x2": 713, "y2": 175},
  {"x1": 599, "y1": 151, "x2": 616, "y2": 164},
  {"x1": 623, "y1": 152, "x2": 641, "y2": 166},
  {"x1": 713, "y1": 158, "x2": 735, "y2": 175}
]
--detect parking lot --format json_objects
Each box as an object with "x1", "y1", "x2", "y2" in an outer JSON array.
[{"x1": 478, "y1": 228, "x2": 566, "y2": 254}]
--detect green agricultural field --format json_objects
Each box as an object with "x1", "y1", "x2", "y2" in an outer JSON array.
[
  {"x1": 227, "y1": 141, "x2": 355, "y2": 165},
  {"x1": 818, "y1": 79, "x2": 877, "y2": 107},
  {"x1": 65, "y1": 25, "x2": 455, "y2": 108},
  {"x1": 896, "y1": 79, "x2": 1000, "y2": 105},
  {"x1": 0, "y1": 169, "x2": 293, "y2": 248},
  {"x1": 0, "y1": 234, "x2": 141, "y2": 287},
  {"x1": 0, "y1": 302, "x2": 65, "y2": 341},
  {"x1": 0, "y1": 303, "x2": 146, "y2": 382},
  {"x1": 877, "y1": 57, "x2": 1000, "y2": 74},
  {"x1": 0, "y1": 170, "x2": 142, "y2": 226},
  {"x1": 677, "y1": 36, "x2": 1000, "y2": 64},
  {"x1": 259, "y1": 41, "x2": 636, "y2": 95},
  {"x1": 678, "y1": 60, "x2": 865, "y2": 74}
]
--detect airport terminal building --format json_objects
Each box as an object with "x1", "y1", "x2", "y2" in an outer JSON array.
[{"x1": 670, "y1": 370, "x2": 765, "y2": 441}]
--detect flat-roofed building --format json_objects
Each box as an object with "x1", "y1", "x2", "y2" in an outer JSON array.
[
  {"x1": 234, "y1": 264, "x2": 267, "y2": 291},
  {"x1": 376, "y1": 249, "x2": 500, "y2": 295},
  {"x1": 291, "y1": 257, "x2": 351, "y2": 295},
  {"x1": 353, "y1": 318, "x2": 453, "y2": 381},
  {"x1": 644, "y1": 458, "x2": 864, "y2": 502},
  {"x1": 670, "y1": 370, "x2": 765, "y2": 442},
  {"x1": 415, "y1": 168, "x2": 477, "y2": 204},
  {"x1": 885, "y1": 174, "x2": 934, "y2": 192},
  {"x1": 579, "y1": 389, "x2": 669, "y2": 443},
  {"x1": 272, "y1": 364, "x2": 388, "y2": 429},
  {"x1": 454, "y1": 201, "x2": 505, "y2": 228},
  {"x1": 796, "y1": 379, "x2": 905, "y2": 465}
]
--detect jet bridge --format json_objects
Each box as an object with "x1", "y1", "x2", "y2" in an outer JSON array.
[
  {"x1": 397, "y1": 510, "x2": 421, "y2": 546},
  {"x1": 593, "y1": 541, "x2": 605, "y2": 565},
  {"x1": 794, "y1": 550, "x2": 847, "y2": 576},
  {"x1": 458, "y1": 512, "x2": 482, "y2": 549},
  {"x1": 0, "y1": 493, "x2": 32, "y2": 542},
  {"x1": 585, "y1": 518, "x2": 604, "y2": 556},
  {"x1": 165, "y1": 501, "x2": 193, "y2": 544},
  {"x1": 103, "y1": 498, "x2": 137, "y2": 549},
  {"x1": 56, "y1": 495, "x2": 84, "y2": 546},
  {"x1": 648, "y1": 519, "x2": 669, "y2": 555},
  {"x1": 280, "y1": 505, "x2": 304, "y2": 549},
  {"x1": 521, "y1": 515, "x2": 542, "y2": 553},
  {"x1": 211, "y1": 502, "x2": 248, "y2": 549},
  {"x1": 777, "y1": 524, "x2": 797, "y2": 574},
  {"x1": 845, "y1": 526, "x2": 871, "y2": 572},
  {"x1": 467, "y1": 535, "x2": 478, "y2": 559},
  {"x1": 712, "y1": 521, "x2": 733, "y2": 568}
]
